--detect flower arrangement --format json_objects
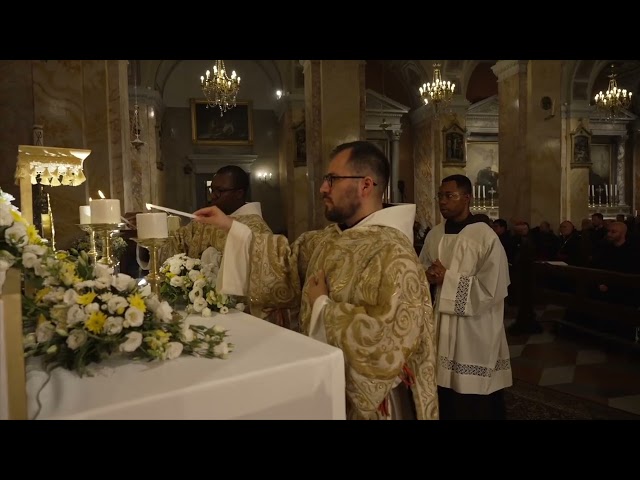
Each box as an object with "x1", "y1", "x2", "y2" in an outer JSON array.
[
  {"x1": 0, "y1": 188, "x2": 234, "y2": 376},
  {"x1": 0, "y1": 188, "x2": 49, "y2": 291},
  {"x1": 159, "y1": 250, "x2": 241, "y2": 316},
  {"x1": 23, "y1": 251, "x2": 234, "y2": 376}
]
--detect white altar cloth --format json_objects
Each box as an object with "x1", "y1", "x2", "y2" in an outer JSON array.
[{"x1": 26, "y1": 311, "x2": 346, "y2": 420}]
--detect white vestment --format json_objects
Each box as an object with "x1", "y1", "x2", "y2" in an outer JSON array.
[{"x1": 419, "y1": 221, "x2": 512, "y2": 395}]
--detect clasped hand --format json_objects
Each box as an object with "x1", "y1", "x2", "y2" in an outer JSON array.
[
  {"x1": 426, "y1": 259, "x2": 446, "y2": 285},
  {"x1": 307, "y1": 270, "x2": 328, "y2": 306},
  {"x1": 193, "y1": 206, "x2": 233, "y2": 232}
]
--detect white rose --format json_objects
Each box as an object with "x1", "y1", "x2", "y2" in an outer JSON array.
[
  {"x1": 67, "y1": 304, "x2": 87, "y2": 326},
  {"x1": 213, "y1": 325, "x2": 226, "y2": 334},
  {"x1": 165, "y1": 342, "x2": 184, "y2": 360},
  {"x1": 84, "y1": 302, "x2": 100, "y2": 314},
  {"x1": 43, "y1": 288, "x2": 65, "y2": 303},
  {"x1": 213, "y1": 341, "x2": 229, "y2": 357},
  {"x1": 169, "y1": 263, "x2": 183, "y2": 275},
  {"x1": 145, "y1": 294, "x2": 160, "y2": 312},
  {"x1": 192, "y1": 278, "x2": 206, "y2": 291},
  {"x1": 201, "y1": 307, "x2": 212, "y2": 317},
  {"x1": 94, "y1": 263, "x2": 114, "y2": 278},
  {"x1": 180, "y1": 324, "x2": 194, "y2": 342},
  {"x1": 123, "y1": 306, "x2": 144, "y2": 328},
  {"x1": 75, "y1": 280, "x2": 96, "y2": 290},
  {"x1": 235, "y1": 302, "x2": 246, "y2": 312},
  {"x1": 112, "y1": 273, "x2": 135, "y2": 292},
  {"x1": 103, "y1": 316, "x2": 124, "y2": 335},
  {"x1": 5, "y1": 222, "x2": 28, "y2": 247},
  {"x1": 36, "y1": 321, "x2": 55, "y2": 343},
  {"x1": 118, "y1": 331, "x2": 143, "y2": 352},
  {"x1": 100, "y1": 292, "x2": 113, "y2": 302},
  {"x1": 66, "y1": 329, "x2": 87, "y2": 350},
  {"x1": 94, "y1": 276, "x2": 112, "y2": 290},
  {"x1": 219, "y1": 306, "x2": 229, "y2": 314},
  {"x1": 22, "y1": 252, "x2": 39, "y2": 269},
  {"x1": 188, "y1": 269, "x2": 202, "y2": 282},
  {"x1": 192, "y1": 296, "x2": 207, "y2": 313},
  {"x1": 169, "y1": 275, "x2": 185, "y2": 288},
  {"x1": 189, "y1": 288, "x2": 203, "y2": 303},
  {"x1": 107, "y1": 296, "x2": 129, "y2": 315},
  {"x1": 155, "y1": 301, "x2": 173, "y2": 322},
  {"x1": 0, "y1": 203, "x2": 13, "y2": 226}
]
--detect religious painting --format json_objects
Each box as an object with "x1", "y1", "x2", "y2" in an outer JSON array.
[
  {"x1": 442, "y1": 122, "x2": 466, "y2": 164},
  {"x1": 589, "y1": 144, "x2": 612, "y2": 186},
  {"x1": 571, "y1": 123, "x2": 591, "y2": 166},
  {"x1": 191, "y1": 99, "x2": 253, "y2": 145},
  {"x1": 466, "y1": 142, "x2": 499, "y2": 200}
]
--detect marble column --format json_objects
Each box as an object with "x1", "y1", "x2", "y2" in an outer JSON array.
[
  {"x1": 566, "y1": 101, "x2": 593, "y2": 224},
  {"x1": 616, "y1": 135, "x2": 627, "y2": 205},
  {"x1": 390, "y1": 129, "x2": 402, "y2": 202},
  {"x1": 410, "y1": 105, "x2": 437, "y2": 228},
  {"x1": 302, "y1": 60, "x2": 364, "y2": 230}
]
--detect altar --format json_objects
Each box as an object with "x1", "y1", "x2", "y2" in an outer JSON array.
[{"x1": 25, "y1": 311, "x2": 346, "y2": 420}]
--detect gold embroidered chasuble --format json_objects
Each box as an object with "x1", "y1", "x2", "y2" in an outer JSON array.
[{"x1": 225, "y1": 204, "x2": 439, "y2": 420}]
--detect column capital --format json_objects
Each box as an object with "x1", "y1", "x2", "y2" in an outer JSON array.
[
  {"x1": 391, "y1": 129, "x2": 402, "y2": 140},
  {"x1": 491, "y1": 60, "x2": 528, "y2": 82}
]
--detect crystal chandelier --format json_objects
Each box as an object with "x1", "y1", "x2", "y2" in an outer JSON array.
[
  {"x1": 200, "y1": 60, "x2": 241, "y2": 116},
  {"x1": 594, "y1": 64, "x2": 632, "y2": 120},
  {"x1": 419, "y1": 63, "x2": 455, "y2": 113}
]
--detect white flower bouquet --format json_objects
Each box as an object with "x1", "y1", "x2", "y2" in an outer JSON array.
[
  {"x1": 23, "y1": 251, "x2": 234, "y2": 376},
  {"x1": 0, "y1": 188, "x2": 50, "y2": 291},
  {"x1": 159, "y1": 249, "x2": 240, "y2": 316}
]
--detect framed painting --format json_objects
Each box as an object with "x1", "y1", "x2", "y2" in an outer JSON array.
[
  {"x1": 570, "y1": 122, "x2": 591, "y2": 167},
  {"x1": 442, "y1": 122, "x2": 466, "y2": 164},
  {"x1": 190, "y1": 99, "x2": 253, "y2": 145}
]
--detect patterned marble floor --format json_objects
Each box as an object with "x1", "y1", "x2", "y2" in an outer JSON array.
[{"x1": 504, "y1": 304, "x2": 640, "y2": 417}]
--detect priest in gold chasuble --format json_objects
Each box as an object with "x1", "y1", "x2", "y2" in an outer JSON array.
[{"x1": 195, "y1": 141, "x2": 439, "y2": 420}]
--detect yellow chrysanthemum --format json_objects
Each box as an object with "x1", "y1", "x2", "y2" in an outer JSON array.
[
  {"x1": 76, "y1": 291, "x2": 97, "y2": 305},
  {"x1": 165, "y1": 272, "x2": 175, "y2": 279},
  {"x1": 127, "y1": 293, "x2": 147, "y2": 313},
  {"x1": 85, "y1": 311, "x2": 107, "y2": 334},
  {"x1": 26, "y1": 224, "x2": 41, "y2": 244},
  {"x1": 35, "y1": 287, "x2": 51, "y2": 303},
  {"x1": 55, "y1": 251, "x2": 69, "y2": 260}
]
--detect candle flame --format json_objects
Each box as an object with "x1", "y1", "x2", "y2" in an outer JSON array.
[
  {"x1": 98, "y1": 190, "x2": 106, "y2": 199},
  {"x1": 146, "y1": 203, "x2": 152, "y2": 211}
]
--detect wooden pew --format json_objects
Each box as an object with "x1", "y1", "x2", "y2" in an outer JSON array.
[
  {"x1": 531, "y1": 262, "x2": 640, "y2": 348},
  {"x1": 0, "y1": 268, "x2": 27, "y2": 420}
]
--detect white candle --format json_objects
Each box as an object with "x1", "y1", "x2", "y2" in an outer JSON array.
[
  {"x1": 146, "y1": 203, "x2": 196, "y2": 219},
  {"x1": 79, "y1": 205, "x2": 91, "y2": 224},
  {"x1": 90, "y1": 199, "x2": 121, "y2": 224},
  {"x1": 482, "y1": 185, "x2": 486, "y2": 199},
  {"x1": 167, "y1": 215, "x2": 181, "y2": 234},
  {"x1": 605, "y1": 184, "x2": 608, "y2": 199},
  {"x1": 136, "y1": 212, "x2": 168, "y2": 239},
  {"x1": 614, "y1": 184, "x2": 618, "y2": 199},
  {"x1": 591, "y1": 185, "x2": 594, "y2": 197}
]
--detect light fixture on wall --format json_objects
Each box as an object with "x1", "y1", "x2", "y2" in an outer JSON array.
[
  {"x1": 419, "y1": 63, "x2": 455, "y2": 114},
  {"x1": 200, "y1": 60, "x2": 241, "y2": 116},
  {"x1": 257, "y1": 171, "x2": 273, "y2": 183},
  {"x1": 594, "y1": 64, "x2": 632, "y2": 120}
]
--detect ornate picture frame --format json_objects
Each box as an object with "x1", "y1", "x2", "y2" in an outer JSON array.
[
  {"x1": 190, "y1": 99, "x2": 253, "y2": 145},
  {"x1": 442, "y1": 122, "x2": 466, "y2": 165},
  {"x1": 571, "y1": 121, "x2": 592, "y2": 167}
]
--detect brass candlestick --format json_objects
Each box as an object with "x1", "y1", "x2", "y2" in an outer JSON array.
[
  {"x1": 92, "y1": 223, "x2": 127, "y2": 273},
  {"x1": 133, "y1": 237, "x2": 168, "y2": 298}
]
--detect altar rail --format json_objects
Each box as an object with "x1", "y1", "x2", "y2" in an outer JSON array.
[{"x1": 530, "y1": 262, "x2": 640, "y2": 348}]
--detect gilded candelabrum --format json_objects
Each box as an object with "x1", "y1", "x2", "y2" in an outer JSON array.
[
  {"x1": 133, "y1": 237, "x2": 168, "y2": 297},
  {"x1": 80, "y1": 223, "x2": 127, "y2": 272}
]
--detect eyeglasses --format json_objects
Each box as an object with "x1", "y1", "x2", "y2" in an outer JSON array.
[
  {"x1": 434, "y1": 192, "x2": 465, "y2": 200},
  {"x1": 322, "y1": 174, "x2": 378, "y2": 188},
  {"x1": 208, "y1": 187, "x2": 239, "y2": 197}
]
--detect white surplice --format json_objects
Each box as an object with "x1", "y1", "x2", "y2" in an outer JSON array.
[{"x1": 419, "y1": 221, "x2": 512, "y2": 395}]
